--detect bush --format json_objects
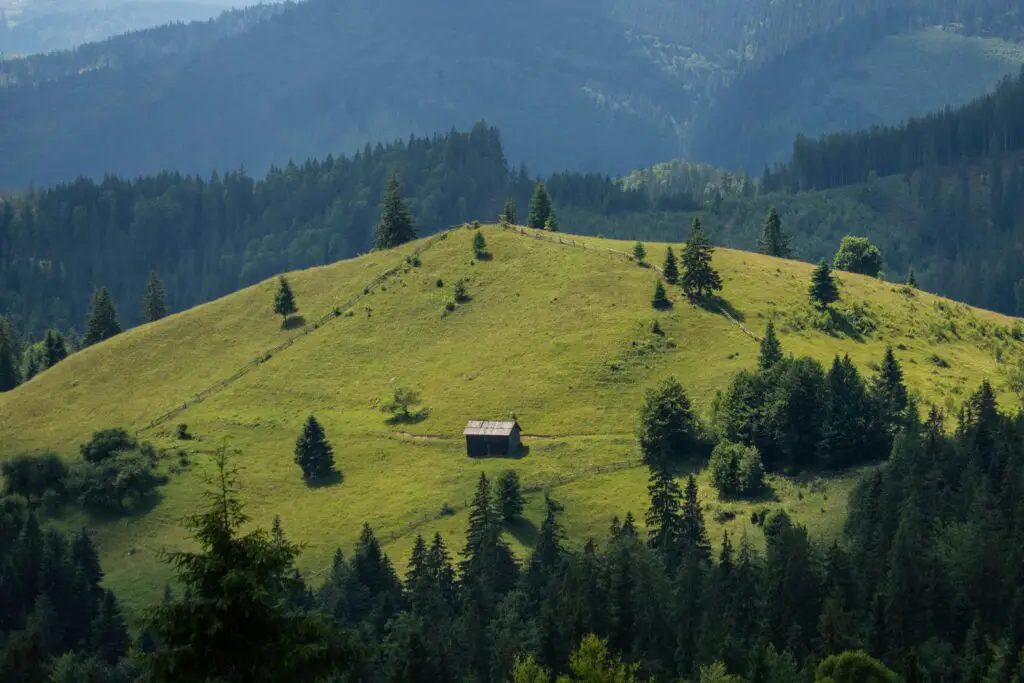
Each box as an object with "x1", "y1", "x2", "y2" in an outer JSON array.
[
  {"x1": 436, "y1": 278, "x2": 444, "y2": 288},
  {"x1": 833, "y1": 236, "x2": 883, "y2": 277},
  {"x1": 73, "y1": 444, "x2": 165, "y2": 514},
  {"x1": 710, "y1": 442, "x2": 764, "y2": 497},
  {"x1": 80, "y1": 428, "x2": 137, "y2": 464},
  {"x1": 176, "y1": 424, "x2": 192, "y2": 440},
  {"x1": 454, "y1": 280, "x2": 469, "y2": 303},
  {"x1": 443, "y1": 297, "x2": 456, "y2": 312}
]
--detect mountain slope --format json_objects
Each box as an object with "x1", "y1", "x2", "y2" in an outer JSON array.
[{"x1": 2, "y1": 226, "x2": 1020, "y2": 611}]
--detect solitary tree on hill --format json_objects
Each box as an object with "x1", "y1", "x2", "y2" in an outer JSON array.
[
  {"x1": 83, "y1": 288, "x2": 122, "y2": 348},
  {"x1": 274, "y1": 276, "x2": 298, "y2": 325},
  {"x1": 142, "y1": 271, "x2": 168, "y2": 323},
  {"x1": 472, "y1": 231, "x2": 487, "y2": 258},
  {"x1": 544, "y1": 210, "x2": 560, "y2": 232},
  {"x1": 809, "y1": 260, "x2": 840, "y2": 308},
  {"x1": 500, "y1": 198, "x2": 517, "y2": 226},
  {"x1": 833, "y1": 236, "x2": 883, "y2": 277},
  {"x1": 633, "y1": 242, "x2": 646, "y2": 265},
  {"x1": 527, "y1": 183, "x2": 552, "y2": 229},
  {"x1": 758, "y1": 206, "x2": 792, "y2": 258},
  {"x1": 906, "y1": 267, "x2": 917, "y2": 288},
  {"x1": 374, "y1": 175, "x2": 416, "y2": 250},
  {"x1": 294, "y1": 415, "x2": 336, "y2": 482},
  {"x1": 0, "y1": 318, "x2": 19, "y2": 392},
  {"x1": 758, "y1": 320, "x2": 783, "y2": 370},
  {"x1": 43, "y1": 329, "x2": 68, "y2": 369},
  {"x1": 681, "y1": 218, "x2": 722, "y2": 299},
  {"x1": 381, "y1": 387, "x2": 423, "y2": 423},
  {"x1": 652, "y1": 280, "x2": 671, "y2": 310},
  {"x1": 662, "y1": 247, "x2": 679, "y2": 284}
]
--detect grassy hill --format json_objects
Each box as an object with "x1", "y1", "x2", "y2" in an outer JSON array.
[{"x1": 2, "y1": 226, "x2": 1021, "y2": 615}]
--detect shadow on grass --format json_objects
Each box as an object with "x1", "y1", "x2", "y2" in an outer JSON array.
[
  {"x1": 385, "y1": 410, "x2": 431, "y2": 426},
  {"x1": 307, "y1": 470, "x2": 344, "y2": 488},
  {"x1": 696, "y1": 295, "x2": 745, "y2": 323},
  {"x1": 505, "y1": 517, "x2": 539, "y2": 547},
  {"x1": 716, "y1": 485, "x2": 779, "y2": 504},
  {"x1": 86, "y1": 490, "x2": 165, "y2": 522},
  {"x1": 826, "y1": 307, "x2": 866, "y2": 342},
  {"x1": 475, "y1": 252, "x2": 493, "y2": 261},
  {"x1": 468, "y1": 444, "x2": 531, "y2": 461},
  {"x1": 281, "y1": 315, "x2": 307, "y2": 330}
]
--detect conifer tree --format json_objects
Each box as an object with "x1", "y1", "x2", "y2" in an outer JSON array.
[
  {"x1": 83, "y1": 288, "x2": 121, "y2": 347},
  {"x1": 646, "y1": 466, "x2": 683, "y2": 561},
  {"x1": 758, "y1": 207, "x2": 791, "y2": 258},
  {"x1": 273, "y1": 276, "x2": 298, "y2": 324},
  {"x1": 426, "y1": 532, "x2": 456, "y2": 614},
  {"x1": 662, "y1": 247, "x2": 679, "y2": 284},
  {"x1": 406, "y1": 534, "x2": 429, "y2": 593},
  {"x1": 495, "y1": 470, "x2": 525, "y2": 523},
  {"x1": 528, "y1": 494, "x2": 566, "y2": 586},
  {"x1": 544, "y1": 210, "x2": 560, "y2": 232},
  {"x1": 460, "y1": 473, "x2": 516, "y2": 596},
  {"x1": 871, "y1": 346, "x2": 908, "y2": 435},
  {"x1": 293, "y1": 415, "x2": 336, "y2": 482},
  {"x1": 0, "y1": 317, "x2": 19, "y2": 392},
  {"x1": 637, "y1": 377, "x2": 697, "y2": 468},
  {"x1": 680, "y1": 474, "x2": 711, "y2": 563},
  {"x1": 651, "y1": 280, "x2": 670, "y2": 310},
  {"x1": 142, "y1": 446, "x2": 355, "y2": 682},
  {"x1": 681, "y1": 218, "x2": 723, "y2": 299},
  {"x1": 906, "y1": 267, "x2": 917, "y2": 288},
  {"x1": 142, "y1": 270, "x2": 168, "y2": 323},
  {"x1": 373, "y1": 175, "x2": 416, "y2": 249},
  {"x1": 500, "y1": 198, "x2": 517, "y2": 226},
  {"x1": 758, "y1": 320, "x2": 783, "y2": 370},
  {"x1": 633, "y1": 242, "x2": 647, "y2": 264},
  {"x1": 42, "y1": 330, "x2": 67, "y2": 369},
  {"x1": 527, "y1": 183, "x2": 552, "y2": 229},
  {"x1": 809, "y1": 260, "x2": 839, "y2": 308},
  {"x1": 621, "y1": 512, "x2": 638, "y2": 539},
  {"x1": 90, "y1": 589, "x2": 129, "y2": 665},
  {"x1": 472, "y1": 231, "x2": 487, "y2": 257}
]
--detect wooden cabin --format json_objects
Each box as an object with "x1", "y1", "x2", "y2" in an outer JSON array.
[{"x1": 463, "y1": 420, "x2": 521, "y2": 457}]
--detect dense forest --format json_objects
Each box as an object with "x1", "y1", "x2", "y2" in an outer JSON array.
[{"x1": 3, "y1": 343, "x2": 1024, "y2": 683}]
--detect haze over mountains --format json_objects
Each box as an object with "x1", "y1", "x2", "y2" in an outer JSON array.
[{"x1": 1, "y1": 0, "x2": 1022, "y2": 189}]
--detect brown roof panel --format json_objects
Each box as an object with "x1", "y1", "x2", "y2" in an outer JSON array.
[{"x1": 463, "y1": 420, "x2": 519, "y2": 436}]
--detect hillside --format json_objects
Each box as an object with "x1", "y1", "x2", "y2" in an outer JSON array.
[
  {"x1": 2, "y1": 226, "x2": 1021, "y2": 612},
  {"x1": 1, "y1": 0, "x2": 1023, "y2": 187}
]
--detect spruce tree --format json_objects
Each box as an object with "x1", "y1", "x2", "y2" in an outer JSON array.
[
  {"x1": 83, "y1": 288, "x2": 121, "y2": 347},
  {"x1": 637, "y1": 377, "x2": 697, "y2": 468},
  {"x1": 373, "y1": 175, "x2": 416, "y2": 250},
  {"x1": 527, "y1": 494, "x2": 566, "y2": 590},
  {"x1": 758, "y1": 320, "x2": 783, "y2": 370},
  {"x1": 293, "y1": 415, "x2": 336, "y2": 482},
  {"x1": 681, "y1": 218, "x2": 723, "y2": 299},
  {"x1": 500, "y1": 198, "x2": 517, "y2": 226},
  {"x1": 544, "y1": 210, "x2": 560, "y2": 232},
  {"x1": 527, "y1": 183, "x2": 552, "y2": 229},
  {"x1": 142, "y1": 446, "x2": 355, "y2": 682},
  {"x1": 871, "y1": 346, "x2": 908, "y2": 435},
  {"x1": 0, "y1": 317, "x2": 19, "y2": 392},
  {"x1": 406, "y1": 533, "x2": 429, "y2": 593},
  {"x1": 680, "y1": 474, "x2": 711, "y2": 562},
  {"x1": 273, "y1": 276, "x2": 298, "y2": 324},
  {"x1": 651, "y1": 280, "x2": 670, "y2": 310},
  {"x1": 758, "y1": 207, "x2": 791, "y2": 258},
  {"x1": 633, "y1": 241, "x2": 647, "y2": 264},
  {"x1": 662, "y1": 247, "x2": 679, "y2": 285},
  {"x1": 646, "y1": 466, "x2": 683, "y2": 561},
  {"x1": 495, "y1": 470, "x2": 525, "y2": 523},
  {"x1": 473, "y1": 231, "x2": 487, "y2": 257},
  {"x1": 906, "y1": 267, "x2": 917, "y2": 288},
  {"x1": 42, "y1": 330, "x2": 67, "y2": 369},
  {"x1": 90, "y1": 589, "x2": 129, "y2": 665},
  {"x1": 809, "y1": 260, "x2": 839, "y2": 308},
  {"x1": 142, "y1": 270, "x2": 168, "y2": 323}
]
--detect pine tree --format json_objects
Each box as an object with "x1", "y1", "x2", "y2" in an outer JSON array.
[
  {"x1": 42, "y1": 330, "x2": 67, "y2": 369},
  {"x1": 633, "y1": 242, "x2": 647, "y2": 264},
  {"x1": 83, "y1": 288, "x2": 121, "y2": 347},
  {"x1": 758, "y1": 320, "x2": 783, "y2": 370},
  {"x1": 500, "y1": 198, "x2": 517, "y2": 226},
  {"x1": 0, "y1": 317, "x2": 19, "y2": 392},
  {"x1": 426, "y1": 533, "x2": 456, "y2": 614},
  {"x1": 373, "y1": 175, "x2": 416, "y2": 249},
  {"x1": 645, "y1": 465, "x2": 683, "y2": 561},
  {"x1": 90, "y1": 589, "x2": 129, "y2": 665},
  {"x1": 681, "y1": 218, "x2": 723, "y2": 299},
  {"x1": 495, "y1": 470, "x2": 525, "y2": 523},
  {"x1": 293, "y1": 415, "x2": 336, "y2": 482},
  {"x1": 406, "y1": 533, "x2": 429, "y2": 593},
  {"x1": 809, "y1": 260, "x2": 839, "y2": 308},
  {"x1": 872, "y1": 346, "x2": 908, "y2": 435},
  {"x1": 142, "y1": 446, "x2": 355, "y2": 683},
  {"x1": 662, "y1": 247, "x2": 679, "y2": 284},
  {"x1": 273, "y1": 276, "x2": 298, "y2": 324},
  {"x1": 527, "y1": 493, "x2": 566, "y2": 590},
  {"x1": 527, "y1": 183, "x2": 552, "y2": 229},
  {"x1": 651, "y1": 280, "x2": 671, "y2": 310},
  {"x1": 472, "y1": 231, "x2": 487, "y2": 257},
  {"x1": 544, "y1": 210, "x2": 560, "y2": 232},
  {"x1": 142, "y1": 270, "x2": 168, "y2": 323},
  {"x1": 758, "y1": 207, "x2": 791, "y2": 258},
  {"x1": 637, "y1": 377, "x2": 697, "y2": 468},
  {"x1": 460, "y1": 473, "x2": 516, "y2": 597},
  {"x1": 680, "y1": 474, "x2": 711, "y2": 562},
  {"x1": 72, "y1": 527, "x2": 104, "y2": 590},
  {"x1": 906, "y1": 267, "x2": 917, "y2": 288}
]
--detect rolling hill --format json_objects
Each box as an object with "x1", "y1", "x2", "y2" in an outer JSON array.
[{"x1": 2, "y1": 225, "x2": 1021, "y2": 614}]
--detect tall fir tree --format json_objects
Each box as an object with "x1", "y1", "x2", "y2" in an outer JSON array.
[
  {"x1": 681, "y1": 218, "x2": 723, "y2": 299},
  {"x1": 90, "y1": 589, "x2": 129, "y2": 665},
  {"x1": 758, "y1": 207, "x2": 792, "y2": 258},
  {"x1": 293, "y1": 415, "x2": 336, "y2": 482},
  {"x1": 633, "y1": 242, "x2": 647, "y2": 264},
  {"x1": 527, "y1": 183, "x2": 552, "y2": 230},
  {"x1": 645, "y1": 465, "x2": 683, "y2": 561},
  {"x1": 652, "y1": 280, "x2": 670, "y2": 310},
  {"x1": 637, "y1": 377, "x2": 697, "y2": 468},
  {"x1": 758, "y1": 320, "x2": 783, "y2": 370},
  {"x1": 662, "y1": 247, "x2": 679, "y2": 285},
  {"x1": 495, "y1": 470, "x2": 525, "y2": 523},
  {"x1": 273, "y1": 276, "x2": 298, "y2": 324},
  {"x1": 373, "y1": 175, "x2": 416, "y2": 250},
  {"x1": 501, "y1": 198, "x2": 517, "y2": 226},
  {"x1": 83, "y1": 288, "x2": 121, "y2": 347},
  {"x1": 0, "y1": 317, "x2": 19, "y2": 391},
  {"x1": 42, "y1": 329, "x2": 67, "y2": 369},
  {"x1": 680, "y1": 474, "x2": 711, "y2": 563},
  {"x1": 871, "y1": 346, "x2": 908, "y2": 435},
  {"x1": 809, "y1": 260, "x2": 839, "y2": 308},
  {"x1": 460, "y1": 473, "x2": 516, "y2": 598},
  {"x1": 142, "y1": 270, "x2": 168, "y2": 323},
  {"x1": 544, "y1": 210, "x2": 560, "y2": 232},
  {"x1": 906, "y1": 267, "x2": 917, "y2": 288}
]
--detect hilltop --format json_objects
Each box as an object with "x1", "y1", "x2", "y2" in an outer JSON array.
[{"x1": 2, "y1": 226, "x2": 1021, "y2": 613}]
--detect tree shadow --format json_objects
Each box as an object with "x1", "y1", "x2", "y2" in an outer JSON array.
[
  {"x1": 505, "y1": 517, "x2": 539, "y2": 548},
  {"x1": 717, "y1": 484, "x2": 779, "y2": 504},
  {"x1": 307, "y1": 470, "x2": 344, "y2": 488},
  {"x1": 475, "y1": 252, "x2": 493, "y2": 261},
  {"x1": 652, "y1": 299, "x2": 673, "y2": 311},
  {"x1": 281, "y1": 315, "x2": 307, "y2": 330},
  {"x1": 825, "y1": 307, "x2": 865, "y2": 342},
  {"x1": 385, "y1": 410, "x2": 430, "y2": 426},
  {"x1": 696, "y1": 295, "x2": 745, "y2": 323}
]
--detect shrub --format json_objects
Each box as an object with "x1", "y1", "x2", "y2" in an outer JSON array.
[
  {"x1": 176, "y1": 424, "x2": 192, "y2": 440},
  {"x1": 454, "y1": 280, "x2": 469, "y2": 303},
  {"x1": 73, "y1": 444, "x2": 165, "y2": 514},
  {"x1": 381, "y1": 387, "x2": 423, "y2": 422},
  {"x1": 80, "y1": 428, "x2": 138, "y2": 464},
  {"x1": 440, "y1": 502, "x2": 456, "y2": 516},
  {"x1": 436, "y1": 278, "x2": 444, "y2": 288},
  {"x1": 443, "y1": 297, "x2": 456, "y2": 312}
]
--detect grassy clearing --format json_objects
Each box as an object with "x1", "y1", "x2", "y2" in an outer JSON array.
[{"x1": 1, "y1": 225, "x2": 1021, "y2": 615}]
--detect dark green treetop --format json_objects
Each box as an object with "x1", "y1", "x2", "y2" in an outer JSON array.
[
  {"x1": 758, "y1": 320, "x2": 783, "y2": 370},
  {"x1": 662, "y1": 246, "x2": 679, "y2": 284},
  {"x1": 527, "y1": 183, "x2": 552, "y2": 230},
  {"x1": 142, "y1": 270, "x2": 168, "y2": 323},
  {"x1": 83, "y1": 288, "x2": 121, "y2": 347},
  {"x1": 681, "y1": 218, "x2": 723, "y2": 299},
  {"x1": 293, "y1": 415, "x2": 336, "y2": 482},
  {"x1": 809, "y1": 260, "x2": 839, "y2": 308},
  {"x1": 373, "y1": 175, "x2": 416, "y2": 250},
  {"x1": 273, "y1": 276, "x2": 298, "y2": 323},
  {"x1": 758, "y1": 206, "x2": 792, "y2": 258},
  {"x1": 833, "y1": 236, "x2": 883, "y2": 277}
]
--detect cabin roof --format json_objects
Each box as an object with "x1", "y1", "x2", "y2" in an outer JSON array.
[{"x1": 463, "y1": 420, "x2": 519, "y2": 437}]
